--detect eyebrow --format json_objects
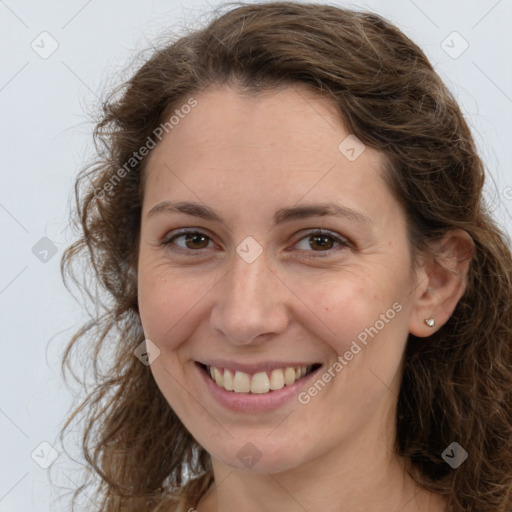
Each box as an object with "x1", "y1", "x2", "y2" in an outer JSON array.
[{"x1": 147, "y1": 200, "x2": 372, "y2": 226}]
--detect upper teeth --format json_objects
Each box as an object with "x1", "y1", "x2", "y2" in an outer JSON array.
[{"x1": 208, "y1": 365, "x2": 311, "y2": 394}]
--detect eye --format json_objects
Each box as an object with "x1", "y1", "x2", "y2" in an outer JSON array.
[
  {"x1": 293, "y1": 229, "x2": 350, "y2": 256},
  {"x1": 162, "y1": 229, "x2": 215, "y2": 251},
  {"x1": 160, "y1": 228, "x2": 351, "y2": 256}
]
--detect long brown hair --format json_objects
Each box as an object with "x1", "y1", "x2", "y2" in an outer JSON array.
[{"x1": 60, "y1": 2, "x2": 512, "y2": 511}]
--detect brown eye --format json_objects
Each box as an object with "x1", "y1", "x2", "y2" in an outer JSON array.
[
  {"x1": 183, "y1": 233, "x2": 210, "y2": 249},
  {"x1": 309, "y1": 234, "x2": 335, "y2": 251},
  {"x1": 161, "y1": 228, "x2": 350, "y2": 257},
  {"x1": 163, "y1": 231, "x2": 213, "y2": 250},
  {"x1": 294, "y1": 229, "x2": 350, "y2": 256}
]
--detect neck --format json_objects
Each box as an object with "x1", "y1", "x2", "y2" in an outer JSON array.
[{"x1": 196, "y1": 414, "x2": 447, "y2": 512}]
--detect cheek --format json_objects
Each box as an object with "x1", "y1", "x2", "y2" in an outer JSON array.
[
  {"x1": 137, "y1": 268, "x2": 167, "y2": 341},
  {"x1": 291, "y1": 267, "x2": 412, "y2": 380},
  {"x1": 288, "y1": 270, "x2": 394, "y2": 351},
  {"x1": 137, "y1": 263, "x2": 222, "y2": 356},
  {"x1": 137, "y1": 266, "x2": 193, "y2": 347}
]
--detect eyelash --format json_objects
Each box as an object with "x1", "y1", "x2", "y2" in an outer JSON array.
[{"x1": 160, "y1": 228, "x2": 351, "y2": 258}]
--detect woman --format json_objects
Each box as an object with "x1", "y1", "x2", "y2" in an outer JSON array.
[{"x1": 60, "y1": 2, "x2": 512, "y2": 511}]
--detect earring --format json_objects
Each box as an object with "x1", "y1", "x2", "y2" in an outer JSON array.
[{"x1": 424, "y1": 318, "x2": 435, "y2": 328}]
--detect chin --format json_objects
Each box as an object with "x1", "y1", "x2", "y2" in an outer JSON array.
[{"x1": 208, "y1": 435, "x2": 309, "y2": 474}]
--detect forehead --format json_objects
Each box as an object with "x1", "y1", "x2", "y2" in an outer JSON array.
[
  {"x1": 151, "y1": 84, "x2": 355, "y2": 166},
  {"x1": 142, "y1": 84, "x2": 396, "y2": 227}
]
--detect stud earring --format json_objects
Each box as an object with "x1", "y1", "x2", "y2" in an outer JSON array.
[{"x1": 424, "y1": 318, "x2": 436, "y2": 328}]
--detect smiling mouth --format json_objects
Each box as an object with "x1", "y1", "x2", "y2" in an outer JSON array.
[{"x1": 198, "y1": 363, "x2": 322, "y2": 394}]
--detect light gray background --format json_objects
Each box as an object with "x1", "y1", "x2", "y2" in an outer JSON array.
[{"x1": 1, "y1": 1, "x2": 511, "y2": 511}]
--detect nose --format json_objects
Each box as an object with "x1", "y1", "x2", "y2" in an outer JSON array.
[{"x1": 209, "y1": 250, "x2": 289, "y2": 346}]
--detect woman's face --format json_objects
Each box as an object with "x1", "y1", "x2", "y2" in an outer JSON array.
[{"x1": 137, "y1": 84, "x2": 428, "y2": 474}]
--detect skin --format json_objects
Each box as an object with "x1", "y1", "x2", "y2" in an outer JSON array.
[{"x1": 137, "y1": 83, "x2": 474, "y2": 512}]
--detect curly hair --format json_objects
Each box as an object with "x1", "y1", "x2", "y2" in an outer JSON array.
[{"x1": 59, "y1": 2, "x2": 512, "y2": 511}]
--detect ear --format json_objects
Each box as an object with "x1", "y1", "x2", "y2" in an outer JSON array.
[{"x1": 408, "y1": 229, "x2": 475, "y2": 337}]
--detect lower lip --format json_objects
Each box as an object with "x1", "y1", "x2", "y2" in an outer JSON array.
[{"x1": 196, "y1": 363, "x2": 322, "y2": 413}]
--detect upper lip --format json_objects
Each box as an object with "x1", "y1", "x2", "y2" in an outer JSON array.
[{"x1": 196, "y1": 359, "x2": 321, "y2": 374}]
